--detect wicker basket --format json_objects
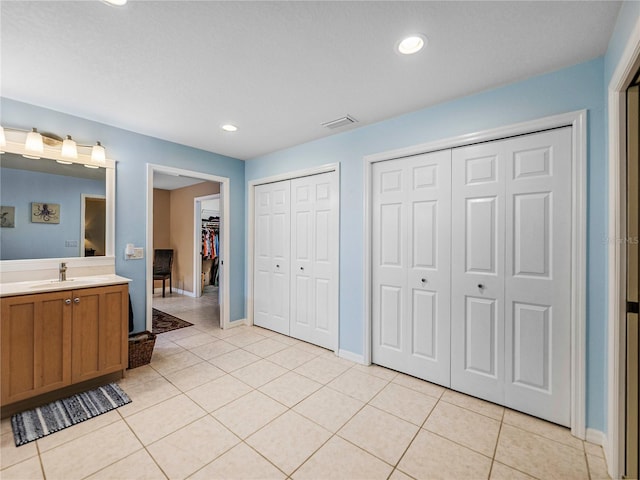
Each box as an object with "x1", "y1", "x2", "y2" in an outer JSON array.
[{"x1": 128, "y1": 331, "x2": 156, "y2": 369}]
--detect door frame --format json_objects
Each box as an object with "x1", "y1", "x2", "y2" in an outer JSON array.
[
  {"x1": 607, "y1": 15, "x2": 640, "y2": 479},
  {"x1": 363, "y1": 110, "x2": 587, "y2": 438},
  {"x1": 145, "y1": 164, "x2": 231, "y2": 330},
  {"x1": 247, "y1": 162, "x2": 341, "y2": 352},
  {"x1": 79, "y1": 193, "x2": 106, "y2": 257},
  {"x1": 194, "y1": 193, "x2": 220, "y2": 298}
]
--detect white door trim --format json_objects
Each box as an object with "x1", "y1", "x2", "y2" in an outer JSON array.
[
  {"x1": 80, "y1": 193, "x2": 106, "y2": 257},
  {"x1": 146, "y1": 164, "x2": 231, "y2": 330},
  {"x1": 363, "y1": 110, "x2": 587, "y2": 438},
  {"x1": 193, "y1": 193, "x2": 220, "y2": 298},
  {"x1": 607, "y1": 15, "x2": 640, "y2": 479},
  {"x1": 247, "y1": 162, "x2": 340, "y2": 352}
]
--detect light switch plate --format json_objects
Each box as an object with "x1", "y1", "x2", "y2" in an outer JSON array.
[{"x1": 131, "y1": 247, "x2": 144, "y2": 259}]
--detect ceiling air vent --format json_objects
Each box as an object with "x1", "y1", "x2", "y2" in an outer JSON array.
[{"x1": 321, "y1": 115, "x2": 358, "y2": 130}]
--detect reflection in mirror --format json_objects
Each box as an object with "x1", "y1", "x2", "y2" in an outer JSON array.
[{"x1": 0, "y1": 153, "x2": 106, "y2": 260}]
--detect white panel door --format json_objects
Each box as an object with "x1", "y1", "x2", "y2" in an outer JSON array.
[
  {"x1": 372, "y1": 150, "x2": 451, "y2": 385},
  {"x1": 451, "y1": 145, "x2": 506, "y2": 403},
  {"x1": 290, "y1": 172, "x2": 339, "y2": 350},
  {"x1": 503, "y1": 127, "x2": 572, "y2": 426},
  {"x1": 253, "y1": 180, "x2": 291, "y2": 335},
  {"x1": 451, "y1": 127, "x2": 572, "y2": 426}
]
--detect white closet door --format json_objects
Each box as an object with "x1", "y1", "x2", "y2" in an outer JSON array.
[
  {"x1": 503, "y1": 127, "x2": 572, "y2": 426},
  {"x1": 290, "y1": 172, "x2": 339, "y2": 350},
  {"x1": 254, "y1": 181, "x2": 291, "y2": 335},
  {"x1": 372, "y1": 150, "x2": 451, "y2": 385},
  {"x1": 452, "y1": 127, "x2": 572, "y2": 426}
]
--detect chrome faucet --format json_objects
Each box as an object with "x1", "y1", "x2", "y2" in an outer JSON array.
[{"x1": 59, "y1": 262, "x2": 67, "y2": 282}]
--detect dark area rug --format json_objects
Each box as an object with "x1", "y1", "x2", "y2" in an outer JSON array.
[
  {"x1": 152, "y1": 308, "x2": 194, "y2": 334},
  {"x1": 11, "y1": 383, "x2": 131, "y2": 446}
]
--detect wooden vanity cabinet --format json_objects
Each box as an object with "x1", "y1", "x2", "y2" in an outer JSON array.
[{"x1": 0, "y1": 284, "x2": 128, "y2": 407}]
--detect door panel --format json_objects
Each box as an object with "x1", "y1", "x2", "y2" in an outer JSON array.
[
  {"x1": 372, "y1": 150, "x2": 451, "y2": 385},
  {"x1": 253, "y1": 181, "x2": 291, "y2": 335}
]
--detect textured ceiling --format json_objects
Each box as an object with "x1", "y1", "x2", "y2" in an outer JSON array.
[{"x1": 1, "y1": 1, "x2": 621, "y2": 160}]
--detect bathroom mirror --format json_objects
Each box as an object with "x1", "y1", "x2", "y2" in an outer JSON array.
[{"x1": 0, "y1": 141, "x2": 115, "y2": 263}]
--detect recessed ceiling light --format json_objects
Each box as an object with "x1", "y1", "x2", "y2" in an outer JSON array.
[
  {"x1": 221, "y1": 124, "x2": 238, "y2": 132},
  {"x1": 102, "y1": 0, "x2": 127, "y2": 6},
  {"x1": 398, "y1": 34, "x2": 427, "y2": 55}
]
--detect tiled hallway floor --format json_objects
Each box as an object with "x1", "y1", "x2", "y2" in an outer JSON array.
[{"x1": 1, "y1": 292, "x2": 610, "y2": 479}]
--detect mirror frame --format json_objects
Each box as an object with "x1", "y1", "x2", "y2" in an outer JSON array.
[{"x1": 0, "y1": 136, "x2": 115, "y2": 272}]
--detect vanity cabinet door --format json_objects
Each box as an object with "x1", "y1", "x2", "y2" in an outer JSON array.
[
  {"x1": 71, "y1": 284, "x2": 128, "y2": 383},
  {"x1": 1, "y1": 291, "x2": 72, "y2": 406}
]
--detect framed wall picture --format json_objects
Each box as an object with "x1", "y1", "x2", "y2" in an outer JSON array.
[
  {"x1": 1, "y1": 206, "x2": 15, "y2": 228},
  {"x1": 31, "y1": 202, "x2": 60, "y2": 224}
]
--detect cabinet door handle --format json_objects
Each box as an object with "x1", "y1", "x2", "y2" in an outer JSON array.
[
  {"x1": 65, "y1": 299, "x2": 71, "y2": 305},
  {"x1": 74, "y1": 298, "x2": 80, "y2": 304}
]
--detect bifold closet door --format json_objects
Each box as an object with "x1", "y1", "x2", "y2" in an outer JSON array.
[
  {"x1": 451, "y1": 127, "x2": 572, "y2": 426},
  {"x1": 254, "y1": 181, "x2": 291, "y2": 335},
  {"x1": 372, "y1": 150, "x2": 451, "y2": 385},
  {"x1": 290, "y1": 172, "x2": 339, "y2": 350}
]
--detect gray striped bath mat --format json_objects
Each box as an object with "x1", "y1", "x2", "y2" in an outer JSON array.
[{"x1": 11, "y1": 383, "x2": 131, "y2": 446}]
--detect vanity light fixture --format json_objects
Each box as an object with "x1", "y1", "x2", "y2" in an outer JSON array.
[
  {"x1": 24, "y1": 128, "x2": 44, "y2": 159},
  {"x1": 61, "y1": 135, "x2": 78, "y2": 159},
  {"x1": 398, "y1": 34, "x2": 427, "y2": 55},
  {"x1": 221, "y1": 124, "x2": 238, "y2": 132},
  {"x1": 0, "y1": 126, "x2": 5, "y2": 153},
  {"x1": 91, "y1": 142, "x2": 106, "y2": 163},
  {"x1": 84, "y1": 164, "x2": 100, "y2": 169}
]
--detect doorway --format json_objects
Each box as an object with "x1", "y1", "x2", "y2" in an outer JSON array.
[
  {"x1": 194, "y1": 193, "x2": 220, "y2": 300},
  {"x1": 146, "y1": 164, "x2": 231, "y2": 331}
]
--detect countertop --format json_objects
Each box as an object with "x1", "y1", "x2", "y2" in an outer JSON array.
[{"x1": 0, "y1": 274, "x2": 132, "y2": 297}]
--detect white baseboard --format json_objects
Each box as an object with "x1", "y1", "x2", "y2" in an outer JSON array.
[
  {"x1": 339, "y1": 349, "x2": 366, "y2": 364},
  {"x1": 228, "y1": 318, "x2": 247, "y2": 328},
  {"x1": 586, "y1": 428, "x2": 606, "y2": 446},
  {"x1": 152, "y1": 287, "x2": 195, "y2": 297}
]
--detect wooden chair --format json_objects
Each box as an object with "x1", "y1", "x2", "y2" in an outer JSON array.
[{"x1": 153, "y1": 249, "x2": 173, "y2": 297}]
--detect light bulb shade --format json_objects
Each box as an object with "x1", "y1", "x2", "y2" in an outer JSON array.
[
  {"x1": 0, "y1": 126, "x2": 6, "y2": 148},
  {"x1": 61, "y1": 135, "x2": 78, "y2": 159},
  {"x1": 91, "y1": 142, "x2": 106, "y2": 163},
  {"x1": 25, "y1": 128, "x2": 43, "y2": 154}
]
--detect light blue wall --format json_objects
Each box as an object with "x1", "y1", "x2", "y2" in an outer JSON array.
[
  {"x1": 1, "y1": 98, "x2": 246, "y2": 331},
  {"x1": 0, "y1": 167, "x2": 104, "y2": 260},
  {"x1": 246, "y1": 58, "x2": 607, "y2": 431}
]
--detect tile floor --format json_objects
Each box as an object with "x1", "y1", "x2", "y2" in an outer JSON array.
[{"x1": 1, "y1": 290, "x2": 611, "y2": 480}]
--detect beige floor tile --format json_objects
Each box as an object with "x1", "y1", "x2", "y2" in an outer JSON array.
[
  {"x1": 86, "y1": 449, "x2": 167, "y2": 480},
  {"x1": 585, "y1": 441, "x2": 605, "y2": 458},
  {"x1": 230, "y1": 359, "x2": 288, "y2": 388},
  {"x1": 424, "y1": 401, "x2": 500, "y2": 457},
  {"x1": 186, "y1": 374, "x2": 253, "y2": 412},
  {"x1": 164, "y1": 361, "x2": 225, "y2": 392},
  {"x1": 40, "y1": 420, "x2": 142, "y2": 480},
  {"x1": 441, "y1": 389, "x2": 505, "y2": 421},
  {"x1": 1, "y1": 430, "x2": 39, "y2": 469},
  {"x1": 293, "y1": 436, "x2": 392, "y2": 480},
  {"x1": 294, "y1": 356, "x2": 352, "y2": 384},
  {"x1": 267, "y1": 347, "x2": 317, "y2": 369},
  {"x1": 242, "y1": 338, "x2": 290, "y2": 357},
  {"x1": 338, "y1": 405, "x2": 419, "y2": 465},
  {"x1": 152, "y1": 339, "x2": 186, "y2": 358},
  {"x1": 292, "y1": 341, "x2": 331, "y2": 356},
  {"x1": 370, "y1": 382, "x2": 437, "y2": 426},
  {"x1": 125, "y1": 394, "x2": 206, "y2": 445},
  {"x1": 208, "y1": 349, "x2": 261, "y2": 372},
  {"x1": 188, "y1": 443, "x2": 285, "y2": 480},
  {"x1": 327, "y1": 369, "x2": 388, "y2": 402},
  {"x1": 270, "y1": 333, "x2": 302, "y2": 345},
  {"x1": 502, "y1": 409, "x2": 583, "y2": 451},
  {"x1": 0, "y1": 455, "x2": 44, "y2": 480},
  {"x1": 587, "y1": 454, "x2": 611, "y2": 480},
  {"x1": 490, "y1": 461, "x2": 536, "y2": 479},
  {"x1": 352, "y1": 363, "x2": 399, "y2": 381},
  {"x1": 173, "y1": 332, "x2": 219, "y2": 350},
  {"x1": 209, "y1": 325, "x2": 245, "y2": 339},
  {"x1": 251, "y1": 326, "x2": 279, "y2": 338},
  {"x1": 225, "y1": 331, "x2": 267, "y2": 347},
  {"x1": 259, "y1": 371, "x2": 322, "y2": 407},
  {"x1": 147, "y1": 416, "x2": 239, "y2": 479},
  {"x1": 36, "y1": 410, "x2": 121, "y2": 453},
  {"x1": 190, "y1": 340, "x2": 237, "y2": 360},
  {"x1": 150, "y1": 350, "x2": 204, "y2": 376},
  {"x1": 388, "y1": 468, "x2": 414, "y2": 480},
  {"x1": 0, "y1": 418, "x2": 12, "y2": 436},
  {"x1": 293, "y1": 386, "x2": 365, "y2": 432},
  {"x1": 118, "y1": 376, "x2": 181, "y2": 417},
  {"x1": 392, "y1": 373, "x2": 445, "y2": 399},
  {"x1": 246, "y1": 411, "x2": 331, "y2": 475},
  {"x1": 158, "y1": 327, "x2": 200, "y2": 342},
  {"x1": 120, "y1": 364, "x2": 164, "y2": 388},
  {"x1": 397, "y1": 429, "x2": 492, "y2": 480},
  {"x1": 495, "y1": 424, "x2": 588, "y2": 479},
  {"x1": 212, "y1": 390, "x2": 287, "y2": 439}
]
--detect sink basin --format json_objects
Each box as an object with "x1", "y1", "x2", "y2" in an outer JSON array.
[{"x1": 29, "y1": 279, "x2": 76, "y2": 288}]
